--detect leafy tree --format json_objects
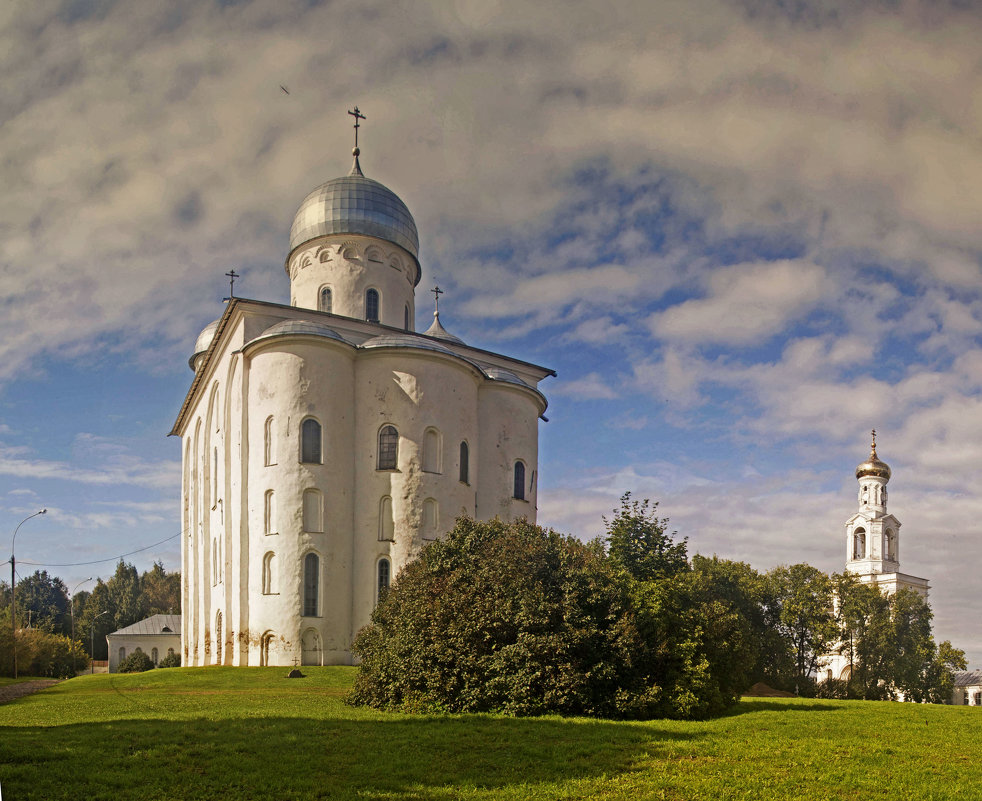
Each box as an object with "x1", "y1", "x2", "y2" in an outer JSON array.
[
  {"x1": 922, "y1": 640, "x2": 967, "y2": 704},
  {"x1": 157, "y1": 650, "x2": 182, "y2": 668},
  {"x1": 352, "y1": 517, "x2": 646, "y2": 718},
  {"x1": 15, "y1": 570, "x2": 70, "y2": 634},
  {"x1": 118, "y1": 650, "x2": 155, "y2": 673},
  {"x1": 140, "y1": 562, "x2": 181, "y2": 615},
  {"x1": 605, "y1": 493, "x2": 688, "y2": 583},
  {"x1": 836, "y1": 576, "x2": 893, "y2": 699},
  {"x1": 769, "y1": 564, "x2": 837, "y2": 692},
  {"x1": 890, "y1": 589, "x2": 935, "y2": 701}
]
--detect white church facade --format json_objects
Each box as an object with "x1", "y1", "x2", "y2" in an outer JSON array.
[
  {"x1": 172, "y1": 131, "x2": 553, "y2": 667},
  {"x1": 824, "y1": 433, "x2": 929, "y2": 682}
]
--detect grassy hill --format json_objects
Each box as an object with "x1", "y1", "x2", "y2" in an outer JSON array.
[{"x1": 1, "y1": 667, "x2": 980, "y2": 800}]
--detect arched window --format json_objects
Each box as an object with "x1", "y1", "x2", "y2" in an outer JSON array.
[
  {"x1": 264, "y1": 416, "x2": 275, "y2": 466},
  {"x1": 378, "y1": 496, "x2": 394, "y2": 541},
  {"x1": 301, "y1": 418, "x2": 322, "y2": 464},
  {"x1": 262, "y1": 551, "x2": 276, "y2": 594},
  {"x1": 260, "y1": 632, "x2": 273, "y2": 666},
  {"x1": 885, "y1": 529, "x2": 896, "y2": 561},
  {"x1": 423, "y1": 498, "x2": 438, "y2": 540},
  {"x1": 378, "y1": 425, "x2": 398, "y2": 470},
  {"x1": 404, "y1": 304, "x2": 410, "y2": 331},
  {"x1": 264, "y1": 490, "x2": 276, "y2": 535},
  {"x1": 302, "y1": 489, "x2": 323, "y2": 533},
  {"x1": 303, "y1": 553, "x2": 319, "y2": 617},
  {"x1": 459, "y1": 441, "x2": 469, "y2": 484},
  {"x1": 167, "y1": 648, "x2": 175, "y2": 658},
  {"x1": 319, "y1": 286, "x2": 332, "y2": 313},
  {"x1": 513, "y1": 461, "x2": 526, "y2": 500},
  {"x1": 366, "y1": 288, "x2": 380, "y2": 323},
  {"x1": 853, "y1": 528, "x2": 866, "y2": 560},
  {"x1": 377, "y1": 558, "x2": 391, "y2": 603},
  {"x1": 119, "y1": 647, "x2": 125, "y2": 663},
  {"x1": 422, "y1": 427, "x2": 442, "y2": 473}
]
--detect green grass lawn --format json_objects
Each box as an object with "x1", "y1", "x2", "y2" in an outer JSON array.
[{"x1": 1, "y1": 668, "x2": 980, "y2": 800}]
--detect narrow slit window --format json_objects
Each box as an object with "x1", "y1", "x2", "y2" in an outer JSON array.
[
  {"x1": 303, "y1": 553, "x2": 319, "y2": 617},
  {"x1": 459, "y1": 441, "x2": 469, "y2": 484},
  {"x1": 366, "y1": 289, "x2": 380, "y2": 323},
  {"x1": 377, "y1": 558, "x2": 391, "y2": 603},
  {"x1": 513, "y1": 461, "x2": 526, "y2": 501}
]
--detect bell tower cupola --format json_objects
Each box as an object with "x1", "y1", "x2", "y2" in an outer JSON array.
[{"x1": 845, "y1": 430, "x2": 901, "y2": 576}]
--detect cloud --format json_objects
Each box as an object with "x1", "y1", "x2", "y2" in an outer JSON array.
[
  {"x1": 649, "y1": 260, "x2": 832, "y2": 345},
  {"x1": 551, "y1": 372, "x2": 618, "y2": 400}
]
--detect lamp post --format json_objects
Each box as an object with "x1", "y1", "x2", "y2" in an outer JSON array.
[
  {"x1": 91, "y1": 610, "x2": 108, "y2": 674},
  {"x1": 10, "y1": 509, "x2": 46, "y2": 679},
  {"x1": 70, "y1": 577, "x2": 93, "y2": 677}
]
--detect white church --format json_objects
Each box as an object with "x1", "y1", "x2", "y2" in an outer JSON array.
[
  {"x1": 172, "y1": 120, "x2": 553, "y2": 667},
  {"x1": 824, "y1": 432, "x2": 929, "y2": 682}
]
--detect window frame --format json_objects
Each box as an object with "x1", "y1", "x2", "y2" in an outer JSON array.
[
  {"x1": 303, "y1": 552, "x2": 320, "y2": 617},
  {"x1": 513, "y1": 460, "x2": 526, "y2": 501},
  {"x1": 300, "y1": 417, "x2": 323, "y2": 464},
  {"x1": 377, "y1": 425, "x2": 399, "y2": 471},
  {"x1": 366, "y1": 288, "x2": 381, "y2": 323},
  {"x1": 459, "y1": 441, "x2": 469, "y2": 485}
]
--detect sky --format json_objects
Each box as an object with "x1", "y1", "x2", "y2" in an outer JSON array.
[{"x1": 2, "y1": 0, "x2": 981, "y2": 663}]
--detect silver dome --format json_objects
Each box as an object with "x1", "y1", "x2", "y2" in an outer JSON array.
[
  {"x1": 360, "y1": 333, "x2": 457, "y2": 357},
  {"x1": 289, "y1": 160, "x2": 419, "y2": 269},
  {"x1": 189, "y1": 319, "x2": 221, "y2": 370},
  {"x1": 247, "y1": 320, "x2": 352, "y2": 348}
]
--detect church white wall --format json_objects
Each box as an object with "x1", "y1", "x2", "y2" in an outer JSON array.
[
  {"x1": 350, "y1": 349, "x2": 483, "y2": 641},
  {"x1": 288, "y1": 236, "x2": 417, "y2": 330},
  {"x1": 476, "y1": 384, "x2": 540, "y2": 521},
  {"x1": 246, "y1": 339, "x2": 357, "y2": 667},
  {"x1": 179, "y1": 304, "x2": 550, "y2": 667}
]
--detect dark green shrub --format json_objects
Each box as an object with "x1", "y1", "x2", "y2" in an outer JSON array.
[
  {"x1": 157, "y1": 650, "x2": 181, "y2": 668},
  {"x1": 351, "y1": 516, "x2": 651, "y2": 718},
  {"x1": 118, "y1": 650, "x2": 154, "y2": 673}
]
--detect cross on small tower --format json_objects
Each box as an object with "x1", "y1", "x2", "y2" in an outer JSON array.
[
  {"x1": 348, "y1": 106, "x2": 366, "y2": 150},
  {"x1": 871, "y1": 428, "x2": 877, "y2": 456},
  {"x1": 431, "y1": 285, "x2": 444, "y2": 314},
  {"x1": 225, "y1": 270, "x2": 239, "y2": 299}
]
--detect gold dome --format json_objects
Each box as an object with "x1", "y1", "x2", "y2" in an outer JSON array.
[{"x1": 856, "y1": 430, "x2": 891, "y2": 481}]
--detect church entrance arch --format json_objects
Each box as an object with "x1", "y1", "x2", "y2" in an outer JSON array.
[{"x1": 302, "y1": 628, "x2": 323, "y2": 666}]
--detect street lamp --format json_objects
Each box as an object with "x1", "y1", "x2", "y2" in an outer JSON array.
[
  {"x1": 10, "y1": 509, "x2": 47, "y2": 679},
  {"x1": 70, "y1": 577, "x2": 93, "y2": 677},
  {"x1": 91, "y1": 610, "x2": 108, "y2": 674}
]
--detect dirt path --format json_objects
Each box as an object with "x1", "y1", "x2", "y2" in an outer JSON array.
[{"x1": 0, "y1": 680, "x2": 60, "y2": 705}]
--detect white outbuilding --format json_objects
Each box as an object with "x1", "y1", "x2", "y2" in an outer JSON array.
[
  {"x1": 106, "y1": 614, "x2": 181, "y2": 672},
  {"x1": 172, "y1": 139, "x2": 553, "y2": 667}
]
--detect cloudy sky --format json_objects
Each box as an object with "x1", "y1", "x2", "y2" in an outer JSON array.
[{"x1": 2, "y1": 0, "x2": 981, "y2": 663}]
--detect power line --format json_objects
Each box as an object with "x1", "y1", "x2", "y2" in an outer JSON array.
[{"x1": 17, "y1": 531, "x2": 183, "y2": 568}]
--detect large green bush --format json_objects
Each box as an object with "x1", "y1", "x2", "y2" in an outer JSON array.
[{"x1": 351, "y1": 517, "x2": 652, "y2": 718}]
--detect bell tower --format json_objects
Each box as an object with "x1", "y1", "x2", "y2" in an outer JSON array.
[{"x1": 845, "y1": 430, "x2": 901, "y2": 576}]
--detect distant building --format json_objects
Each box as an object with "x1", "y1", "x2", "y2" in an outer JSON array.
[
  {"x1": 823, "y1": 433, "x2": 929, "y2": 682},
  {"x1": 952, "y1": 671, "x2": 982, "y2": 706},
  {"x1": 172, "y1": 133, "x2": 553, "y2": 668},
  {"x1": 106, "y1": 614, "x2": 181, "y2": 672}
]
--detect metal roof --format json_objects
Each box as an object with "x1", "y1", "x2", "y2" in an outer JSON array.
[
  {"x1": 107, "y1": 614, "x2": 181, "y2": 637},
  {"x1": 289, "y1": 163, "x2": 419, "y2": 262}
]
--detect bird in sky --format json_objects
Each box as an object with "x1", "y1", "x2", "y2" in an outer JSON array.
[{"x1": 280, "y1": 85, "x2": 290, "y2": 95}]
